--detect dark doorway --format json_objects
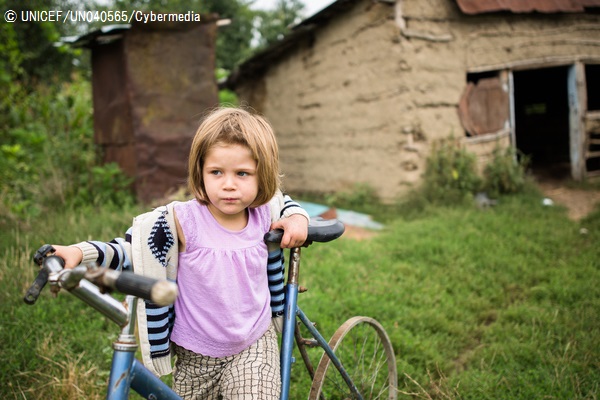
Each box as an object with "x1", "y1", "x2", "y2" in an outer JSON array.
[
  {"x1": 585, "y1": 64, "x2": 600, "y2": 112},
  {"x1": 585, "y1": 64, "x2": 600, "y2": 174},
  {"x1": 513, "y1": 66, "x2": 571, "y2": 178}
]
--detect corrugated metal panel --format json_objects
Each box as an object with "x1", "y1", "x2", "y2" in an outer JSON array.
[{"x1": 456, "y1": 0, "x2": 600, "y2": 14}]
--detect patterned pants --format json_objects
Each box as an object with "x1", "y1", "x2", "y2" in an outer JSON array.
[{"x1": 172, "y1": 324, "x2": 281, "y2": 400}]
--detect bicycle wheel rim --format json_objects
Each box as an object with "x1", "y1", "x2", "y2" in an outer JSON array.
[{"x1": 309, "y1": 316, "x2": 397, "y2": 400}]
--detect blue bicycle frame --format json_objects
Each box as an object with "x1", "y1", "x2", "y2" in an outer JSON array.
[
  {"x1": 106, "y1": 295, "x2": 180, "y2": 400},
  {"x1": 107, "y1": 249, "x2": 359, "y2": 400},
  {"x1": 279, "y1": 248, "x2": 362, "y2": 400},
  {"x1": 29, "y1": 219, "x2": 350, "y2": 400},
  {"x1": 41, "y1": 265, "x2": 180, "y2": 399}
]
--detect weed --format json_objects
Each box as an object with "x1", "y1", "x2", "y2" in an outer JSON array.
[
  {"x1": 14, "y1": 335, "x2": 104, "y2": 400},
  {"x1": 324, "y1": 183, "x2": 379, "y2": 209},
  {"x1": 403, "y1": 139, "x2": 532, "y2": 217}
]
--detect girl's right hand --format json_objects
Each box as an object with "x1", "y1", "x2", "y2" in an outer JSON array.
[{"x1": 51, "y1": 245, "x2": 83, "y2": 269}]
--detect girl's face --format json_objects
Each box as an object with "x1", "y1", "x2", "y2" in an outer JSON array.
[{"x1": 202, "y1": 143, "x2": 259, "y2": 229}]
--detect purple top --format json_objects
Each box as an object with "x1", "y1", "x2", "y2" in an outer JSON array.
[{"x1": 171, "y1": 200, "x2": 271, "y2": 357}]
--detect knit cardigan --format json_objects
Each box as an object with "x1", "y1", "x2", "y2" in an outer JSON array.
[{"x1": 74, "y1": 191, "x2": 308, "y2": 376}]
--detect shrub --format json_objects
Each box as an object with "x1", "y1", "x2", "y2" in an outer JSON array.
[
  {"x1": 483, "y1": 147, "x2": 529, "y2": 197},
  {"x1": 421, "y1": 138, "x2": 482, "y2": 205},
  {"x1": 0, "y1": 76, "x2": 134, "y2": 221},
  {"x1": 73, "y1": 163, "x2": 134, "y2": 208},
  {"x1": 324, "y1": 183, "x2": 380, "y2": 211}
]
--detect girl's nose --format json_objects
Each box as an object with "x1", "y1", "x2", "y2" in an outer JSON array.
[{"x1": 223, "y1": 174, "x2": 236, "y2": 190}]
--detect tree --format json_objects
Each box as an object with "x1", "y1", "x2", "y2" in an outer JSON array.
[
  {"x1": 0, "y1": 0, "x2": 87, "y2": 86},
  {"x1": 1, "y1": 0, "x2": 306, "y2": 87},
  {"x1": 254, "y1": 0, "x2": 305, "y2": 49},
  {"x1": 204, "y1": 0, "x2": 257, "y2": 71},
  {"x1": 111, "y1": 0, "x2": 305, "y2": 71}
]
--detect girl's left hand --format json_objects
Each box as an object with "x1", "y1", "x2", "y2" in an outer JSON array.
[{"x1": 270, "y1": 214, "x2": 309, "y2": 248}]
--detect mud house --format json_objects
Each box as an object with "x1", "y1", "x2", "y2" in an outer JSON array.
[
  {"x1": 225, "y1": 0, "x2": 600, "y2": 202},
  {"x1": 69, "y1": 17, "x2": 220, "y2": 203}
]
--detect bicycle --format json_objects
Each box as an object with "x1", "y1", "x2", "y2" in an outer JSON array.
[{"x1": 25, "y1": 218, "x2": 397, "y2": 399}]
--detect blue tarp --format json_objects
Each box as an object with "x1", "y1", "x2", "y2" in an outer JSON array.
[{"x1": 298, "y1": 201, "x2": 384, "y2": 230}]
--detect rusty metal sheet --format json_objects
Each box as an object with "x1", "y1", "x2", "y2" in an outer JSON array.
[
  {"x1": 91, "y1": 40, "x2": 133, "y2": 146},
  {"x1": 124, "y1": 19, "x2": 219, "y2": 203},
  {"x1": 102, "y1": 144, "x2": 137, "y2": 177},
  {"x1": 456, "y1": 0, "x2": 600, "y2": 14},
  {"x1": 458, "y1": 77, "x2": 509, "y2": 136},
  {"x1": 85, "y1": 17, "x2": 219, "y2": 203}
]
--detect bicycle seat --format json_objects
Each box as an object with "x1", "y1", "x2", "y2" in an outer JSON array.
[{"x1": 264, "y1": 218, "x2": 345, "y2": 244}]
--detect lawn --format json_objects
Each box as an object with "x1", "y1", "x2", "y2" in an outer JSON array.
[{"x1": 1, "y1": 190, "x2": 598, "y2": 399}]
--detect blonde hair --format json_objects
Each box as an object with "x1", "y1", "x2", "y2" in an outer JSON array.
[{"x1": 188, "y1": 107, "x2": 281, "y2": 207}]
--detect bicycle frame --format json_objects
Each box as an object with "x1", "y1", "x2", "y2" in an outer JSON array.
[
  {"x1": 279, "y1": 248, "x2": 362, "y2": 400},
  {"x1": 59, "y1": 253, "x2": 354, "y2": 400},
  {"x1": 75, "y1": 247, "x2": 360, "y2": 400},
  {"x1": 106, "y1": 295, "x2": 180, "y2": 400},
  {"x1": 28, "y1": 217, "x2": 360, "y2": 400},
  {"x1": 73, "y1": 248, "x2": 357, "y2": 400}
]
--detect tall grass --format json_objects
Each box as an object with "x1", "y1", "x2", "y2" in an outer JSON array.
[
  {"x1": 1, "y1": 188, "x2": 598, "y2": 399},
  {"x1": 0, "y1": 204, "x2": 144, "y2": 399}
]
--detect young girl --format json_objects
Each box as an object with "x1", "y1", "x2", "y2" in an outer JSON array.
[{"x1": 51, "y1": 107, "x2": 309, "y2": 399}]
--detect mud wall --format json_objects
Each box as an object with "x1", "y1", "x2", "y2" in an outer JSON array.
[{"x1": 235, "y1": 0, "x2": 600, "y2": 202}]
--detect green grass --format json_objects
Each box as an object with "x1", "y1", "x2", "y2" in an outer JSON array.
[{"x1": 1, "y1": 191, "x2": 599, "y2": 399}]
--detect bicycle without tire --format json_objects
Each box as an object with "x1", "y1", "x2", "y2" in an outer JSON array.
[
  {"x1": 24, "y1": 218, "x2": 397, "y2": 399},
  {"x1": 266, "y1": 219, "x2": 397, "y2": 400}
]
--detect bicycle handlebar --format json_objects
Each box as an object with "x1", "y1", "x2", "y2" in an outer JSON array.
[
  {"x1": 90, "y1": 268, "x2": 178, "y2": 307},
  {"x1": 264, "y1": 218, "x2": 345, "y2": 244},
  {"x1": 23, "y1": 268, "x2": 50, "y2": 305},
  {"x1": 24, "y1": 245, "x2": 178, "y2": 307},
  {"x1": 24, "y1": 245, "x2": 64, "y2": 305}
]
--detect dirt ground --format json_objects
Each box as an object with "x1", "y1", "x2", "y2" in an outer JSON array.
[
  {"x1": 342, "y1": 225, "x2": 380, "y2": 241},
  {"x1": 537, "y1": 180, "x2": 600, "y2": 220}
]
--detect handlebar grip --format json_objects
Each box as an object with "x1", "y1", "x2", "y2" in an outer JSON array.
[
  {"x1": 23, "y1": 268, "x2": 50, "y2": 305},
  {"x1": 113, "y1": 271, "x2": 178, "y2": 306},
  {"x1": 264, "y1": 218, "x2": 345, "y2": 244},
  {"x1": 24, "y1": 255, "x2": 64, "y2": 305},
  {"x1": 34, "y1": 244, "x2": 56, "y2": 266},
  {"x1": 264, "y1": 229, "x2": 285, "y2": 243}
]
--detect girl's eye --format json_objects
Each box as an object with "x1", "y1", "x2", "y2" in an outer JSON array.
[
  {"x1": 210, "y1": 170, "x2": 222, "y2": 175},
  {"x1": 237, "y1": 171, "x2": 249, "y2": 177}
]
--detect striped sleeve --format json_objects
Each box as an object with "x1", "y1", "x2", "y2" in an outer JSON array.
[
  {"x1": 267, "y1": 192, "x2": 309, "y2": 318},
  {"x1": 72, "y1": 227, "x2": 133, "y2": 271},
  {"x1": 267, "y1": 249, "x2": 285, "y2": 317},
  {"x1": 279, "y1": 194, "x2": 309, "y2": 220},
  {"x1": 145, "y1": 301, "x2": 175, "y2": 358}
]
